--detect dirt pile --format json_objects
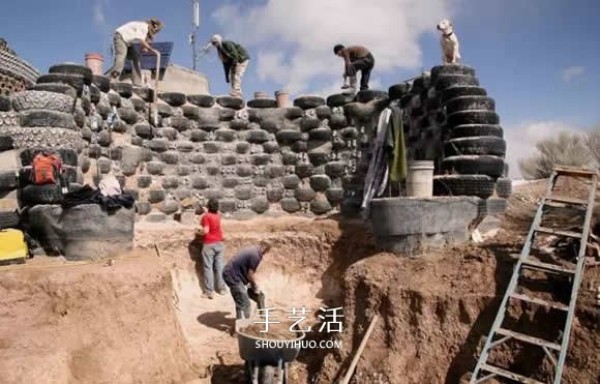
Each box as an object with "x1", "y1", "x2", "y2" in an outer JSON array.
[{"x1": 0, "y1": 255, "x2": 194, "y2": 384}]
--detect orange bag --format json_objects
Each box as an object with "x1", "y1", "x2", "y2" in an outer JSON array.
[{"x1": 32, "y1": 153, "x2": 62, "y2": 185}]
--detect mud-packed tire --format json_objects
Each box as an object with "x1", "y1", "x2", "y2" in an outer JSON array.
[
  {"x1": 280, "y1": 198, "x2": 300, "y2": 213},
  {"x1": 187, "y1": 94, "x2": 215, "y2": 108},
  {"x1": 159, "y1": 92, "x2": 187, "y2": 107},
  {"x1": 20, "y1": 183, "x2": 63, "y2": 206},
  {"x1": 247, "y1": 98, "x2": 277, "y2": 109},
  {"x1": 49, "y1": 64, "x2": 93, "y2": 85},
  {"x1": 92, "y1": 75, "x2": 110, "y2": 92},
  {"x1": 431, "y1": 64, "x2": 476, "y2": 82},
  {"x1": 444, "y1": 136, "x2": 506, "y2": 156},
  {"x1": 216, "y1": 96, "x2": 245, "y2": 110},
  {"x1": 326, "y1": 93, "x2": 355, "y2": 107},
  {"x1": 0, "y1": 136, "x2": 14, "y2": 151},
  {"x1": 110, "y1": 82, "x2": 133, "y2": 98},
  {"x1": 356, "y1": 90, "x2": 388, "y2": 103},
  {"x1": 442, "y1": 155, "x2": 505, "y2": 177},
  {"x1": 19, "y1": 110, "x2": 76, "y2": 129},
  {"x1": 447, "y1": 110, "x2": 500, "y2": 127},
  {"x1": 446, "y1": 96, "x2": 495, "y2": 115},
  {"x1": 388, "y1": 83, "x2": 411, "y2": 100},
  {"x1": 294, "y1": 96, "x2": 325, "y2": 110},
  {"x1": 309, "y1": 127, "x2": 333, "y2": 141},
  {"x1": 12, "y1": 91, "x2": 74, "y2": 113},
  {"x1": 433, "y1": 175, "x2": 495, "y2": 199},
  {"x1": 0, "y1": 171, "x2": 18, "y2": 191},
  {"x1": 495, "y1": 177, "x2": 512, "y2": 198},
  {"x1": 435, "y1": 74, "x2": 479, "y2": 91},
  {"x1": 36, "y1": 74, "x2": 85, "y2": 94},
  {"x1": 0, "y1": 209, "x2": 20, "y2": 229},
  {"x1": 450, "y1": 124, "x2": 504, "y2": 139},
  {"x1": 441, "y1": 86, "x2": 487, "y2": 103}
]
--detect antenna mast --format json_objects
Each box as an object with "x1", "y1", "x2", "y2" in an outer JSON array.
[{"x1": 190, "y1": 0, "x2": 200, "y2": 70}]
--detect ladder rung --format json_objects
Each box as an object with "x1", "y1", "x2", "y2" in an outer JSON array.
[
  {"x1": 521, "y1": 259, "x2": 576, "y2": 275},
  {"x1": 554, "y1": 166, "x2": 597, "y2": 178},
  {"x1": 480, "y1": 364, "x2": 545, "y2": 384},
  {"x1": 510, "y1": 293, "x2": 569, "y2": 311},
  {"x1": 496, "y1": 328, "x2": 562, "y2": 351},
  {"x1": 535, "y1": 226, "x2": 582, "y2": 239},
  {"x1": 545, "y1": 195, "x2": 588, "y2": 206}
]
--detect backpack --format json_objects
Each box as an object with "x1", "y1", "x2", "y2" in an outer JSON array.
[{"x1": 32, "y1": 153, "x2": 62, "y2": 185}]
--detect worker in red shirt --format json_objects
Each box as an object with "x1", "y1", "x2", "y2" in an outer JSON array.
[{"x1": 197, "y1": 198, "x2": 226, "y2": 299}]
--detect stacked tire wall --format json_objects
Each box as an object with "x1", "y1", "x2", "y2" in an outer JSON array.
[
  {"x1": 0, "y1": 61, "x2": 509, "y2": 222},
  {"x1": 389, "y1": 65, "x2": 510, "y2": 201}
]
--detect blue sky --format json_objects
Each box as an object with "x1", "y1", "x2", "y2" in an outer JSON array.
[{"x1": 1, "y1": 0, "x2": 599, "y2": 175}]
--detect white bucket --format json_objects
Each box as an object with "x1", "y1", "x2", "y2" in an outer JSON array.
[{"x1": 406, "y1": 161, "x2": 434, "y2": 197}]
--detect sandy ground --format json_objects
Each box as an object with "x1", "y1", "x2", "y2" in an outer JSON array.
[{"x1": 2, "y1": 178, "x2": 600, "y2": 383}]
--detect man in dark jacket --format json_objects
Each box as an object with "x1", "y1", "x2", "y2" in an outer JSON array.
[
  {"x1": 222, "y1": 241, "x2": 271, "y2": 319},
  {"x1": 333, "y1": 44, "x2": 375, "y2": 93},
  {"x1": 210, "y1": 34, "x2": 250, "y2": 98}
]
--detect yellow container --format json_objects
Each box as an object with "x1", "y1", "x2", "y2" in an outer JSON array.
[{"x1": 0, "y1": 229, "x2": 28, "y2": 265}]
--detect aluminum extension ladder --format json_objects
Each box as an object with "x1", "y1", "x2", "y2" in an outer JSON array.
[{"x1": 470, "y1": 166, "x2": 598, "y2": 384}]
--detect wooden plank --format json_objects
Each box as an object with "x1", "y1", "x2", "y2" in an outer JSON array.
[
  {"x1": 536, "y1": 226, "x2": 582, "y2": 239},
  {"x1": 545, "y1": 195, "x2": 587, "y2": 206},
  {"x1": 554, "y1": 166, "x2": 597, "y2": 178},
  {"x1": 521, "y1": 259, "x2": 576, "y2": 275}
]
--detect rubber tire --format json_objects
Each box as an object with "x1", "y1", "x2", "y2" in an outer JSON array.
[
  {"x1": 0, "y1": 135, "x2": 14, "y2": 151},
  {"x1": 447, "y1": 110, "x2": 500, "y2": 127},
  {"x1": 309, "y1": 127, "x2": 333, "y2": 141},
  {"x1": 446, "y1": 96, "x2": 495, "y2": 115},
  {"x1": 431, "y1": 64, "x2": 476, "y2": 82},
  {"x1": 433, "y1": 175, "x2": 495, "y2": 199},
  {"x1": 20, "y1": 184, "x2": 63, "y2": 206},
  {"x1": 0, "y1": 209, "x2": 20, "y2": 229},
  {"x1": 445, "y1": 136, "x2": 506, "y2": 156},
  {"x1": 441, "y1": 86, "x2": 487, "y2": 104},
  {"x1": 36, "y1": 74, "x2": 84, "y2": 94},
  {"x1": 49, "y1": 64, "x2": 93, "y2": 85},
  {"x1": 435, "y1": 74, "x2": 479, "y2": 91},
  {"x1": 247, "y1": 98, "x2": 278, "y2": 109},
  {"x1": 294, "y1": 96, "x2": 326, "y2": 109},
  {"x1": 216, "y1": 96, "x2": 245, "y2": 110},
  {"x1": 495, "y1": 177, "x2": 512, "y2": 198},
  {"x1": 159, "y1": 92, "x2": 187, "y2": 107},
  {"x1": 0, "y1": 171, "x2": 18, "y2": 191},
  {"x1": 451, "y1": 124, "x2": 504, "y2": 139},
  {"x1": 356, "y1": 90, "x2": 388, "y2": 103},
  {"x1": 247, "y1": 130, "x2": 270, "y2": 144},
  {"x1": 388, "y1": 83, "x2": 411, "y2": 100},
  {"x1": 326, "y1": 93, "x2": 355, "y2": 107},
  {"x1": 280, "y1": 198, "x2": 300, "y2": 213},
  {"x1": 187, "y1": 94, "x2": 215, "y2": 108},
  {"x1": 442, "y1": 155, "x2": 505, "y2": 177},
  {"x1": 92, "y1": 75, "x2": 110, "y2": 92},
  {"x1": 0, "y1": 95, "x2": 10, "y2": 112},
  {"x1": 110, "y1": 82, "x2": 133, "y2": 98}
]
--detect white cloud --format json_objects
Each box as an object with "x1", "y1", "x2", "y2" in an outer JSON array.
[
  {"x1": 212, "y1": 0, "x2": 454, "y2": 93},
  {"x1": 504, "y1": 121, "x2": 585, "y2": 178},
  {"x1": 562, "y1": 65, "x2": 585, "y2": 83},
  {"x1": 92, "y1": 0, "x2": 109, "y2": 30}
]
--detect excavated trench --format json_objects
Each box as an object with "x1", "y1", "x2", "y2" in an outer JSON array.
[{"x1": 1, "y1": 215, "x2": 599, "y2": 383}]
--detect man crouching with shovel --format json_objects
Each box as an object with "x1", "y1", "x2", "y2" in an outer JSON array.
[{"x1": 223, "y1": 241, "x2": 272, "y2": 320}]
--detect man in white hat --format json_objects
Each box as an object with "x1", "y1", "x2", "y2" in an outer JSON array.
[
  {"x1": 209, "y1": 34, "x2": 250, "y2": 98},
  {"x1": 107, "y1": 18, "x2": 163, "y2": 85}
]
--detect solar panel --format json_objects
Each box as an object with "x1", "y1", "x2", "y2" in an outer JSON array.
[{"x1": 123, "y1": 42, "x2": 173, "y2": 71}]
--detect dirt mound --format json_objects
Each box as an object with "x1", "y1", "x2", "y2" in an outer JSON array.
[{"x1": 0, "y1": 255, "x2": 194, "y2": 384}]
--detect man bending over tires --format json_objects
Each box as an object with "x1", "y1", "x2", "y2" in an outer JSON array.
[
  {"x1": 209, "y1": 34, "x2": 250, "y2": 98},
  {"x1": 333, "y1": 44, "x2": 375, "y2": 94},
  {"x1": 107, "y1": 18, "x2": 163, "y2": 86},
  {"x1": 222, "y1": 241, "x2": 272, "y2": 320}
]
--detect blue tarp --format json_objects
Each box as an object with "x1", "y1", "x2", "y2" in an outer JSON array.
[{"x1": 123, "y1": 42, "x2": 173, "y2": 71}]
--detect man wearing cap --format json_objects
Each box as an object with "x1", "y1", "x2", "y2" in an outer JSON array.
[
  {"x1": 107, "y1": 19, "x2": 164, "y2": 86},
  {"x1": 209, "y1": 34, "x2": 250, "y2": 98}
]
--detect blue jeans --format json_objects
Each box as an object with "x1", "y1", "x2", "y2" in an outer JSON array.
[{"x1": 202, "y1": 242, "x2": 225, "y2": 294}]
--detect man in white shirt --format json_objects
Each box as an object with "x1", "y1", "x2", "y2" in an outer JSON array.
[{"x1": 107, "y1": 19, "x2": 163, "y2": 86}]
